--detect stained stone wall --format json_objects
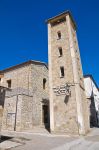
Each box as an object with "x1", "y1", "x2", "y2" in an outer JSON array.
[
  {"x1": 53, "y1": 86, "x2": 78, "y2": 134},
  {"x1": 51, "y1": 21, "x2": 74, "y2": 85},
  {"x1": 19, "y1": 95, "x2": 33, "y2": 130},
  {"x1": 1, "y1": 65, "x2": 32, "y2": 90},
  {"x1": 48, "y1": 12, "x2": 90, "y2": 134},
  {"x1": 0, "y1": 88, "x2": 6, "y2": 107},
  {"x1": 1, "y1": 63, "x2": 49, "y2": 131},
  {"x1": 70, "y1": 19, "x2": 89, "y2": 132},
  {"x1": 16, "y1": 95, "x2": 22, "y2": 131},
  {"x1": 0, "y1": 106, "x2": 3, "y2": 132},
  {"x1": 48, "y1": 19, "x2": 79, "y2": 134},
  {"x1": 2, "y1": 96, "x2": 17, "y2": 131},
  {"x1": 31, "y1": 64, "x2": 49, "y2": 126}
]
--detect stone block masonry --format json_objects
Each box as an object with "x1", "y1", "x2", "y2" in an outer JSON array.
[
  {"x1": 1, "y1": 61, "x2": 49, "y2": 131},
  {"x1": 47, "y1": 11, "x2": 90, "y2": 135}
]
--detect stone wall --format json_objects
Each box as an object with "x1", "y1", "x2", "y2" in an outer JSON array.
[
  {"x1": 1, "y1": 65, "x2": 32, "y2": 91},
  {"x1": 48, "y1": 12, "x2": 89, "y2": 135},
  {"x1": 19, "y1": 95, "x2": 33, "y2": 130},
  {"x1": 2, "y1": 96, "x2": 17, "y2": 131},
  {"x1": 51, "y1": 21, "x2": 74, "y2": 85},
  {"x1": 53, "y1": 86, "x2": 78, "y2": 134},
  {"x1": 70, "y1": 19, "x2": 90, "y2": 133},
  {"x1": 1, "y1": 62, "x2": 49, "y2": 131},
  {"x1": 31, "y1": 64, "x2": 49, "y2": 126},
  {"x1": 48, "y1": 17, "x2": 79, "y2": 134},
  {"x1": 0, "y1": 106, "x2": 3, "y2": 132}
]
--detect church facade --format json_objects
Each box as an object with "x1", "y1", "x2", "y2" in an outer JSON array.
[
  {"x1": 0, "y1": 61, "x2": 49, "y2": 131},
  {"x1": 0, "y1": 11, "x2": 90, "y2": 135}
]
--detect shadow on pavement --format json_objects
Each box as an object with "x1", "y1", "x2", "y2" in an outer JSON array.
[{"x1": 0, "y1": 135, "x2": 13, "y2": 143}]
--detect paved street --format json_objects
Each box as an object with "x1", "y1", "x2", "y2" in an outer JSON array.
[{"x1": 0, "y1": 128, "x2": 99, "y2": 150}]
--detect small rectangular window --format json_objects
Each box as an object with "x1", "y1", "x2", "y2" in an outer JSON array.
[
  {"x1": 7, "y1": 80, "x2": 11, "y2": 88},
  {"x1": 58, "y1": 47, "x2": 63, "y2": 57},
  {"x1": 57, "y1": 31, "x2": 61, "y2": 40},
  {"x1": 43, "y1": 78, "x2": 46, "y2": 90},
  {"x1": 60, "y1": 67, "x2": 65, "y2": 78}
]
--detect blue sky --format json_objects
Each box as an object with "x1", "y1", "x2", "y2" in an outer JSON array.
[{"x1": 0, "y1": 0, "x2": 99, "y2": 86}]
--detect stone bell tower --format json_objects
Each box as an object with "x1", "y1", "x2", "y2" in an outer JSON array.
[{"x1": 47, "y1": 11, "x2": 89, "y2": 135}]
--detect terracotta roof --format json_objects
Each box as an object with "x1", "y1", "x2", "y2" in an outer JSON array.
[{"x1": 0, "y1": 60, "x2": 48, "y2": 73}]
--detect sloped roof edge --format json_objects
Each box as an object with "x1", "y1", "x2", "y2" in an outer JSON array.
[{"x1": 0, "y1": 60, "x2": 48, "y2": 73}]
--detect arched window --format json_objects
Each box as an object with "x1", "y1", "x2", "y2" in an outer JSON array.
[{"x1": 43, "y1": 78, "x2": 46, "y2": 90}]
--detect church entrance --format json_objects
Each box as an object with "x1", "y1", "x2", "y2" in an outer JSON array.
[
  {"x1": 42, "y1": 99, "x2": 50, "y2": 130},
  {"x1": 42, "y1": 105, "x2": 49, "y2": 124}
]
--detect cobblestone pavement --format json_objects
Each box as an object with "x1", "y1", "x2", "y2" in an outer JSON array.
[{"x1": 1, "y1": 128, "x2": 99, "y2": 150}]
